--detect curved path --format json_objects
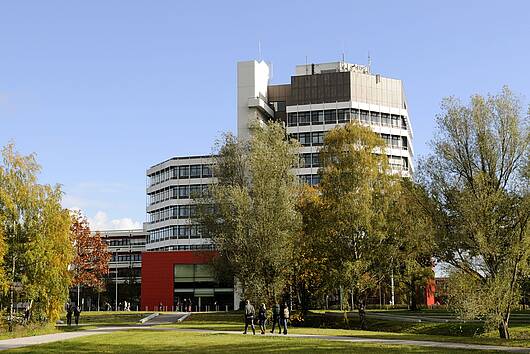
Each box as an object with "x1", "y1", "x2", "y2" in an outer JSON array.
[{"x1": 0, "y1": 325, "x2": 527, "y2": 352}]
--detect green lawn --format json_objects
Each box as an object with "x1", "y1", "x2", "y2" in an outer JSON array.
[
  {"x1": 163, "y1": 311, "x2": 530, "y2": 348},
  {"x1": 0, "y1": 311, "x2": 153, "y2": 340},
  {"x1": 58, "y1": 311, "x2": 152, "y2": 327},
  {"x1": 6, "y1": 330, "x2": 492, "y2": 353}
]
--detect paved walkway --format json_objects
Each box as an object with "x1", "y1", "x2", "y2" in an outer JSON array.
[
  {"x1": 142, "y1": 312, "x2": 189, "y2": 325},
  {"x1": 0, "y1": 325, "x2": 528, "y2": 352}
]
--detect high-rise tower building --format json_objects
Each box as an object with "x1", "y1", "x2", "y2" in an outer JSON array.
[{"x1": 140, "y1": 59, "x2": 414, "y2": 311}]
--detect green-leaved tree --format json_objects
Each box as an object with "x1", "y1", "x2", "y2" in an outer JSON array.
[
  {"x1": 199, "y1": 122, "x2": 301, "y2": 305},
  {"x1": 0, "y1": 144, "x2": 74, "y2": 325},
  {"x1": 421, "y1": 87, "x2": 530, "y2": 338}
]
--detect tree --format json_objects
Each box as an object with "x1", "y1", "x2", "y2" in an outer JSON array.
[
  {"x1": 199, "y1": 122, "x2": 301, "y2": 305},
  {"x1": 386, "y1": 179, "x2": 436, "y2": 311},
  {"x1": 0, "y1": 143, "x2": 74, "y2": 324},
  {"x1": 420, "y1": 87, "x2": 530, "y2": 338},
  {"x1": 293, "y1": 185, "x2": 329, "y2": 316},
  {"x1": 70, "y1": 211, "x2": 111, "y2": 304},
  {"x1": 317, "y1": 122, "x2": 400, "y2": 328}
]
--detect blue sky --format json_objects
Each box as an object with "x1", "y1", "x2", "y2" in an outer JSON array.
[{"x1": 1, "y1": 1, "x2": 529, "y2": 229}]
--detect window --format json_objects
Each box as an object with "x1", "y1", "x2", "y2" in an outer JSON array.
[
  {"x1": 381, "y1": 134, "x2": 391, "y2": 147},
  {"x1": 311, "y1": 132, "x2": 324, "y2": 146},
  {"x1": 190, "y1": 225, "x2": 201, "y2": 239},
  {"x1": 300, "y1": 153, "x2": 312, "y2": 168},
  {"x1": 360, "y1": 110, "x2": 369, "y2": 124},
  {"x1": 202, "y1": 165, "x2": 212, "y2": 178},
  {"x1": 179, "y1": 166, "x2": 189, "y2": 179},
  {"x1": 178, "y1": 185, "x2": 189, "y2": 199},
  {"x1": 401, "y1": 116, "x2": 408, "y2": 129},
  {"x1": 298, "y1": 132, "x2": 311, "y2": 146},
  {"x1": 338, "y1": 109, "x2": 350, "y2": 123},
  {"x1": 190, "y1": 184, "x2": 202, "y2": 197},
  {"x1": 312, "y1": 153, "x2": 321, "y2": 167},
  {"x1": 178, "y1": 225, "x2": 190, "y2": 239},
  {"x1": 298, "y1": 111, "x2": 310, "y2": 126},
  {"x1": 190, "y1": 165, "x2": 201, "y2": 178},
  {"x1": 370, "y1": 112, "x2": 380, "y2": 125},
  {"x1": 299, "y1": 175, "x2": 312, "y2": 184},
  {"x1": 402, "y1": 157, "x2": 409, "y2": 171},
  {"x1": 381, "y1": 113, "x2": 390, "y2": 126},
  {"x1": 287, "y1": 112, "x2": 297, "y2": 126},
  {"x1": 311, "y1": 175, "x2": 321, "y2": 185},
  {"x1": 402, "y1": 136, "x2": 408, "y2": 150},
  {"x1": 324, "y1": 110, "x2": 337, "y2": 124},
  {"x1": 311, "y1": 111, "x2": 324, "y2": 125},
  {"x1": 391, "y1": 115, "x2": 400, "y2": 128},
  {"x1": 179, "y1": 205, "x2": 190, "y2": 218},
  {"x1": 351, "y1": 109, "x2": 359, "y2": 122},
  {"x1": 392, "y1": 136, "x2": 400, "y2": 149}
]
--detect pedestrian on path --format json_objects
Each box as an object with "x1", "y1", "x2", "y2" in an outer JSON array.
[
  {"x1": 66, "y1": 302, "x2": 73, "y2": 326},
  {"x1": 270, "y1": 302, "x2": 281, "y2": 334},
  {"x1": 258, "y1": 303, "x2": 267, "y2": 334},
  {"x1": 281, "y1": 303, "x2": 289, "y2": 335},
  {"x1": 243, "y1": 300, "x2": 256, "y2": 335},
  {"x1": 74, "y1": 305, "x2": 81, "y2": 326}
]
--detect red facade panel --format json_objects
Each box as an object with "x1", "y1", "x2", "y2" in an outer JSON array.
[{"x1": 140, "y1": 251, "x2": 215, "y2": 311}]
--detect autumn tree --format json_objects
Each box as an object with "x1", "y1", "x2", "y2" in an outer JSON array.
[
  {"x1": 70, "y1": 211, "x2": 111, "y2": 304},
  {"x1": 420, "y1": 87, "x2": 530, "y2": 338},
  {"x1": 386, "y1": 179, "x2": 436, "y2": 311},
  {"x1": 317, "y1": 122, "x2": 400, "y2": 327},
  {"x1": 293, "y1": 185, "x2": 329, "y2": 316},
  {"x1": 0, "y1": 143, "x2": 74, "y2": 324},
  {"x1": 199, "y1": 122, "x2": 301, "y2": 305}
]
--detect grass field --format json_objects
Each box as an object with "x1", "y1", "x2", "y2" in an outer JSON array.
[
  {"x1": 168, "y1": 311, "x2": 530, "y2": 348},
  {"x1": 0, "y1": 311, "x2": 152, "y2": 340},
  {"x1": 6, "y1": 330, "x2": 493, "y2": 353},
  {"x1": 2, "y1": 310, "x2": 529, "y2": 353}
]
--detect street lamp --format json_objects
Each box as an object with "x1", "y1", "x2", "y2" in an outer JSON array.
[{"x1": 114, "y1": 248, "x2": 121, "y2": 311}]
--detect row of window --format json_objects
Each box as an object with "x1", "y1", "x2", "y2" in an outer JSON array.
[
  {"x1": 149, "y1": 184, "x2": 210, "y2": 206},
  {"x1": 298, "y1": 156, "x2": 410, "y2": 186},
  {"x1": 290, "y1": 132, "x2": 408, "y2": 149},
  {"x1": 287, "y1": 109, "x2": 407, "y2": 129},
  {"x1": 148, "y1": 204, "x2": 203, "y2": 223},
  {"x1": 106, "y1": 239, "x2": 146, "y2": 247},
  {"x1": 299, "y1": 174, "x2": 321, "y2": 186},
  {"x1": 148, "y1": 244, "x2": 215, "y2": 252},
  {"x1": 299, "y1": 153, "x2": 321, "y2": 168},
  {"x1": 110, "y1": 253, "x2": 142, "y2": 262},
  {"x1": 149, "y1": 164, "x2": 213, "y2": 186},
  {"x1": 289, "y1": 132, "x2": 324, "y2": 146},
  {"x1": 148, "y1": 225, "x2": 206, "y2": 243}
]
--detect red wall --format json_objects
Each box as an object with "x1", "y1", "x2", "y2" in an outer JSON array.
[
  {"x1": 140, "y1": 251, "x2": 215, "y2": 311},
  {"x1": 425, "y1": 278, "x2": 436, "y2": 307}
]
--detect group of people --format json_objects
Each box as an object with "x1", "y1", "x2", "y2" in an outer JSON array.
[
  {"x1": 65, "y1": 301, "x2": 81, "y2": 326},
  {"x1": 243, "y1": 300, "x2": 290, "y2": 335}
]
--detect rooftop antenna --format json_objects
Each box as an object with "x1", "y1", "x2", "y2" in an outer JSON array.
[
  {"x1": 258, "y1": 40, "x2": 262, "y2": 62},
  {"x1": 341, "y1": 41, "x2": 345, "y2": 63},
  {"x1": 367, "y1": 51, "x2": 372, "y2": 73}
]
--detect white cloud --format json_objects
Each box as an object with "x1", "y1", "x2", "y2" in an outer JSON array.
[{"x1": 87, "y1": 211, "x2": 142, "y2": 231}]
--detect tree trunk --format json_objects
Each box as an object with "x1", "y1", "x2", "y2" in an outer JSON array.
[
  {"x1": 410, "y1": 286, "x2": 417, "y2": 311},
  {"x1": 498, "y1": 319, "x2": 510, "y2": 339},
  {"x1": 358, "y1": 301, "x2": 367, "y2": 330}
]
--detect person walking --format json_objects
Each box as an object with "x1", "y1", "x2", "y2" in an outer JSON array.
[
  {"x1": 258, "y1": 303, "x2": 267, "y2": 334},
  {"x1": 66, "y1": 302, "x2": 73, "y2": 326},
  {"x1": 281, "y1": 303, "x2": 289, "y2": 335},
  {"x1": 243, "y1": 300, "x2": 256, "y2": 335},
  {"x1": 73, "y1": 304, "x2": 81, "y2": 326},
  {"x1": 270, "y1": 302, "x2": 281, "y2": 334}
]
